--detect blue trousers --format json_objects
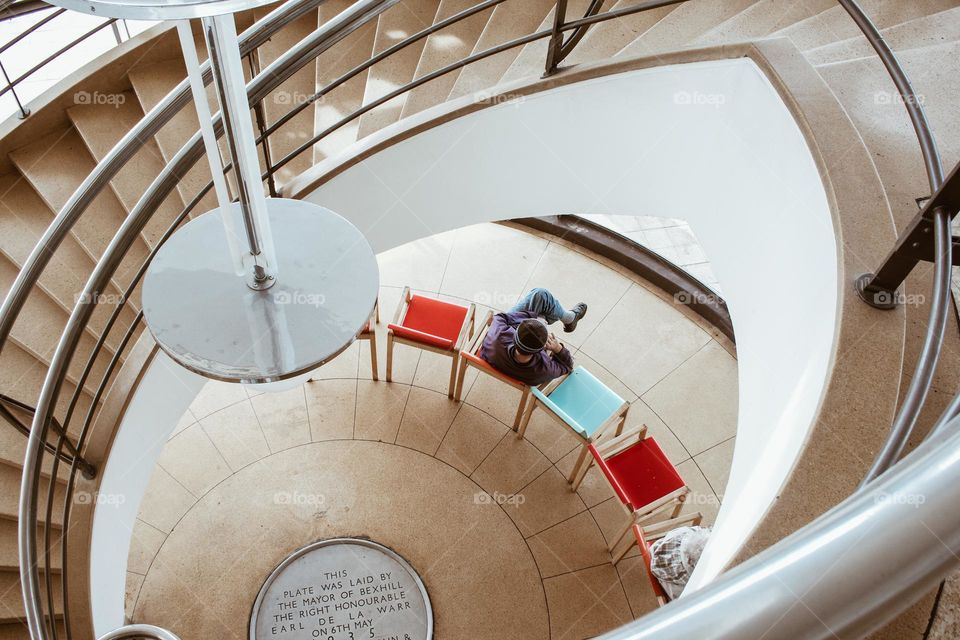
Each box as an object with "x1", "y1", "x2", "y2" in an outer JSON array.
[{"x1": 510, "y1": 288, "x2": 567, "y2": 324}]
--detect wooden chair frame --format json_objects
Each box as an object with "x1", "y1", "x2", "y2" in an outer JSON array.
[
  {"x1": 385, "y1": 286, "x2": 475, "y2": 397},
  {"x1": 611, "y1": 512, "x2": 705, "y2": 588},
  {"x1": 454, "y1": 310, "x2": 535, "y2": 425},
  {"x1": 356, "y1": 299, "x2": 380, "y2": 380},
  {"x1": 516, "y1": 373, "x2": 630, "y2": 483},
  {"x1": 584, "y1": 423, "x2": 696, "y2": 557}
]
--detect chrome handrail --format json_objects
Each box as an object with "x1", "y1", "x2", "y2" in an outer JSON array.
[
  {"x1": 0, "y1": 0, "x2": 953, "y2": 638},
  {"x1": 96, "y1": 625, "x2": 181, "y2": 640}
]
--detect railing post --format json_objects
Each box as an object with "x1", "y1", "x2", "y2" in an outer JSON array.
[
  {"x1": 0, "y1": 58, "x2": 29, "y2": 118},
  {"x1": 543, "y1": 0, "x2": 568, "y2": 77}
]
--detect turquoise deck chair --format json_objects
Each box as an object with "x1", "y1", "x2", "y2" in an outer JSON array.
[{"x1": 517, "y1": 366, "x2": 631, "y2": 484}]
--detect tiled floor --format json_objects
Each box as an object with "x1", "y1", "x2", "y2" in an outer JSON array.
[
  {"x1": 581, "y1": 214, "x2": 722, "y2": 295},
  {"x1": 128, "y1": 222, "x2": 738, "y2": 639}
]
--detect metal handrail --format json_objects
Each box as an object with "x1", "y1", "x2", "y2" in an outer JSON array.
[
  {"x1": 835, "y1": 0, "x2": 952, "y2": 487},
  {"x1": 0, "y1": 0, "x2": 953, "y2": 638},
  {"x1": 96, "y1": 625, "x2": 181, "y2": 640}
]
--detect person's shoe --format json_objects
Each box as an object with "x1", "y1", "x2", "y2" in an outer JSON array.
[{"x1": 563, "y1": 303, "x2": 588, "y2": 333}]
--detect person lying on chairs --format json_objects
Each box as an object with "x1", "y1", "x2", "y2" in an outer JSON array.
[{"x1": 479, "y1": 288, "x2": 587, "y2": 386}]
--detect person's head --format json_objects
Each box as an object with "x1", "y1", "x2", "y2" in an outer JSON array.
[{"x1": 514, "y1": 318, "x2": 548, "y2": 361}]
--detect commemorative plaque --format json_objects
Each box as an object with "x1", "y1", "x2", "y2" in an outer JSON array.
[{"x1": 250, "y1": 538, "x2": 433, "y2": 640}]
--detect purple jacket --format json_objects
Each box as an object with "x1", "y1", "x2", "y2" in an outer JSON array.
[{"x1": 479, "y1": 311, "x2": 574, "y2": 386}]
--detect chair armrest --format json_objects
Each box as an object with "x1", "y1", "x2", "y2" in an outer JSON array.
[
  {"x1": 454, "y1": 303, "x2": 476, "y2": 351},
  {"x1": 466, "y1": 310, "x2": 494, "y2": 354},
  {"x1": 391, "y1": 286, "x2": 411, "y2": 326},
  {"x1": 595, "y1": 424, "x2": 648, "y2": 458}
]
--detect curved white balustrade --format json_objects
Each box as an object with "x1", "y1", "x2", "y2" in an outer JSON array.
[{"x1": 303, "y1": 58, "x2": 839, "y2": 591}]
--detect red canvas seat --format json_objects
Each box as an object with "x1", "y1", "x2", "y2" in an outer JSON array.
[
  {"x1": 387, "y1": 287, "x2": 475, "y2": 397},
  {"x1": 572, "y1": 425, "x2": 697, "y2": 562},
  {"x1": 388, "y1": 295, "x2": 470, "y2": 350},
  {"x1": 590, "y1": 437, "x2": 685, "y2": 511}
]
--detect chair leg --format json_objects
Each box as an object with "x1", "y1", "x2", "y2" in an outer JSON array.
[
  {"x1": 447, "y1": 353, "x2": 458, "y2": 398},
  {"x1": 611, "y1": 533, "x2": 637, "y2": 565},
  {"x1": 512, "y1": 387, "x2": 530, "y2": 431},
  {"x1": 369, "y1": 336, "x2": 379, "y2": 381},
  {"x1": 386, "y1": 332, "x2": 395, "y2": 382},
  {"x1": 567, "y1": 444, "x2": 591, "y2": 484},
  {"x1": 609, "y1": 516, "x2": 635, "y2": 553},
  {"x1": 516, "y1": 397, "x2": 538, "y2": 439},
  {"x1": 454, "y1": 359, "x2": 468, "y2": 402},
  {"x1": 570, "y1": 454, "x2": 593, "y2": 492}
]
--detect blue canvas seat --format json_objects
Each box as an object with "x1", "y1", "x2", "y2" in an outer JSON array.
[{"x1": 518, "y1": 366, "x2": 631, "y2": 484}]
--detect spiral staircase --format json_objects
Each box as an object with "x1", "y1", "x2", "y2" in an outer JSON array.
[{"x1": 0, "y1": 0, "x2": 958, "y2": 638}]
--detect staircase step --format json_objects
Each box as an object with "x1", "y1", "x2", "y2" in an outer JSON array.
[
  {"x1": 616, "y1": 0, "x2": 759, "y2": 58},
  {"x1": 564, "y1": 0, "x2": 678, "y2": 66},
  {"x1": 67, "y1": 89, "x2": 187, "y2": 248},
  {"x1": 0, "y1": 175, "x2": 137, "y2": 351},
  {"x1": 0, "y1": 619, "x2": 65, "y2": 640},
  {"x1": 500, "y1": 0, "x2": 593, "y2": 85},
  {"x1": 446, "y1": 0, "x2": 555, "y2": 100},
  {"x1": 312, "y1": 1, "x2": 378, "y2": 163},
  {"x1": 0, "y1": 519, "x2": 62, "y2": 573},
  {"x1": 0, "y1": 343, "x2": 96, "y2": 441},
  {"x1": 0, "y1": 571, "x2": 62, "y2": 625},
  {"x1": 805, "y1": 6, "x2": 960, "y2": 66},
  {"x1": 252, "y1": 6, "x2": 318, "y2": 185},
  {"x1": 127, "y1": 57, "x2": 238, "y2": 217},
  {"x1": 692, "y1": 0, "x2": 835, "y2": 46},
  {"x1": 399, "y1": 0, "x2": 494, "y2": 119},
  {"x1": 815, "y1": 40, "x2": 960, "y2": 224},
  {"x1": 0, "y1": 258, "x2": 112, "y2": 398},
  {"x1": 8, "y1": 129, "x2": 149, "y2": 311},
  {"x1": 357, "y1": 0, "x2": 442, "y2": 139},
  {"x1": 0, "y1": 463, "x2": 66, "y2": 528},
  {"x1": 771, "y1": 0, "x2": 959, "y2": 52},
  {"x1": 0, "y1": 427, "x2": 72, "y2": 485}
]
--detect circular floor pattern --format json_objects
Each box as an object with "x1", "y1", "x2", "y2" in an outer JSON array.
[{"x1": 128, "y1": 223, "x2": 739, "y2": 639}]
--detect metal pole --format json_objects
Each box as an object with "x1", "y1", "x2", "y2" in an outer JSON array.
[
  {"x1": 0, "y1": 58, "x2": 28, "y2": 118},
  {"x1": 176, "y1": 19, "x2": 245, "y2": 276},
  {"x1": 202, "y1": 12, "x2": 277, "y2": 290},
  {"x1": 543, "y1": 0, "x2": 568, "y2": 77}
]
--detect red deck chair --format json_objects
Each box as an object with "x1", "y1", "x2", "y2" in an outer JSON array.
[{"x1": 386, "y1": 286, "x2": 475, "y2": 397}]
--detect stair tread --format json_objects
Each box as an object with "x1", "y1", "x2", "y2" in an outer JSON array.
[
  {"x1": 127, "y1": 58, "x2": 224, "y2": 218},
  {"x1": 0, "y1": 571, "x2": 62, "y2": 624},
  {"x1": 313, "y1": 1, "x2": 378, "y2": 163},
  {"x1": 500, "y1": 0, "x2": 593, "y2": 86},
  {"x1": 0, "y1": 519, "x2": 63, "y2": 572},
  {"x1": 771, "y1": 0, "x2": 960, "y2": 52},
  {"x1": 692, "y1": 0, "x2": 835, "y2": 47},
  {"x1": 8, "y1": 129, "x2": 148, "y2": 311},
  {"x1": 616, "y1": 0, "x2": 759, "y2": 58},
  {"x1": 0, "y1": 343, "x2": 95, "y2": 429},
  {"x1": 0, "y1": 175, "x2": 137, "y2": 346},
  {"x1": 252, "y1": 7, "x2": 318, "y2": 185},
  {"x1": 399, "y1": 0, "x2": 493, "y2": 120},
  {"x1": 67, "y1": 90, "x2": 187, "y2": 248},
  {"x1": 805, "y1": 6, "x2": 960, "y2": 66},
  {"x1": 0, "y1": 463, "x2": 66, "y2": 527},
  {"x1": 357, "y1": 0, "x2": 442, "y2": 140},
  {"x1": 446, "y1": 0, "x2": 555, "y2": 101},
  {"x1": 564, "y1": 0, "x2": 678, "y2": 65}
]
